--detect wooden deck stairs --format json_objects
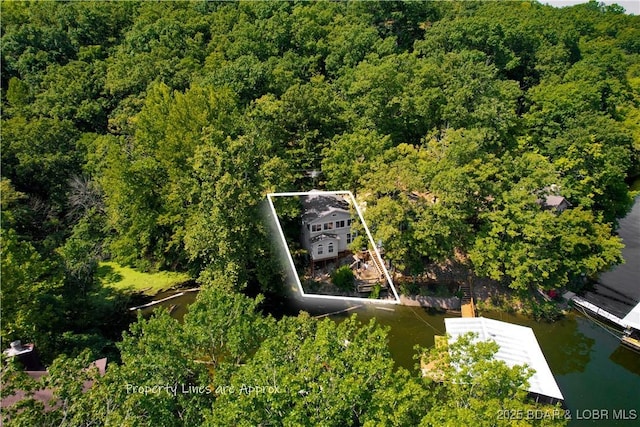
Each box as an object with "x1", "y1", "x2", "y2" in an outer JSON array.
[
  {"x1": 356, "y1": 251, "x2": 388, "y2": 293},
  {"x1": 460, "y1": 282, "x2": 476, "y2": 318},
  {"x1": 368, "y1": 250, "x2": 386, "y2": 280}
]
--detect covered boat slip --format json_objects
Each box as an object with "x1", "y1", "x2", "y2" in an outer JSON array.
[
  {"x1": 564, "y1": 291, "x2": 640, "y2": 352},
  {"x1": 621, "y1": 301, "x2": 640, "y2": 331},
  {"x1": 445, "y1": 317, "x2": 564, "y2": 405},
  {"x1": 621, "y1": 302, "x2": 640, "y2": 352},
  {"x1": 563, "y1": 291, "x2": 627, "y2": 327}
]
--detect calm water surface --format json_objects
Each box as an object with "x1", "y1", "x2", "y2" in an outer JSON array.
[
  {"x1": 158, "y1": 286, "x2": 639, "y2": 426},
  {"x1": 325, "y1": 305, "x2": 640, "y2": 427},
  {"x1": 156, "y1": 196, "x2": 640, "y2": 426}
]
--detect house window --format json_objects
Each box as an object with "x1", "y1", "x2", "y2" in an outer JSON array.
[
  {"x1": 336, "y1": 220, "x2": 345, "y2": 228},
  {"x1": 324, "y1": 222, "x2": 334, "y2": 230},
  {"x1": 347, "y1": 233, "x2": 352, "y2": 244},
  {"x1": 328, "y1": 242, "x2": 334, "y2": 253},
  {"x1": 317, "y1": 244, "x2": 323, "y2": 255},
  {"x1": 347, "y1": 219, "x2": 352, "y2": 226},
  {"x1": 311, "y1": 224, "x2": 322, "y2": 232}
]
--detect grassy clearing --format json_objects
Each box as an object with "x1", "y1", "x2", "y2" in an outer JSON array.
[{"x1": 98, "y1": 262, "x2": 191, "y2": 296}]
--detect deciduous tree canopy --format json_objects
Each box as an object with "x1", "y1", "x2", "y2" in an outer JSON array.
[{"x1": 1, "y1": 1, "x2": 637, "y2": 423}]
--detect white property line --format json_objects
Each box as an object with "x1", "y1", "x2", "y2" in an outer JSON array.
[
  {"x1": 266, "y1": 191, "x2": 400, "y2": 304},
  {"x1": 129, "y1": 292, "x2": 185, "y2": 311}
]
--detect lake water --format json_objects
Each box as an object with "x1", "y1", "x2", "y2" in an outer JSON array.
[
  {"x1": 284, "y1": 195, "x2": 640, "y2": 426},
  {"x1": 322, "y1": 305, "x2": 640, "y2": 426},
  {"x1": 152, "y1": 291, "x2": 640, "y2": 425},
  {"x1": 139, "y1": 289, "x2": 198, "y2": 321},
  {"x1": 153, "y1": 197, "x2": 640, "y2": 426},
  {"x1": 586, "y1": 196, "x2": 640, "y2": 318}
]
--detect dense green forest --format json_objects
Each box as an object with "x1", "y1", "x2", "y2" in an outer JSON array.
[{"x1": 1, "y1": 0, "x2": 638, "y2": 425}]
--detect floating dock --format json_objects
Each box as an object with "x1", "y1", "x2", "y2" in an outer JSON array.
[
  {"x1": 620, "y1": 302, "x2": 640, "y2": 352},
  {"x1": 563, "y1": 292, "x2": 626, "y2": 326},
  {"x1": 445, "y1": 317, "x2": 564, "y2": 405},
  {"x1": 461, "y1": 300, "x2": 476, "y2": 318},
  {"x1": 621, "y1": 333, "x2": 640, "y2": 352},
  {"x1": 563, "y1": 291, "x2": 640, "y2": 352}
]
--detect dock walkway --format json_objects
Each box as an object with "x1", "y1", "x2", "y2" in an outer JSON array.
[
  {"x1": 460, "y1": 282, "x2": 476, "y2": 318},
  {"x1": 562, "y1": 291, "x2": 626, "y2": 328}
]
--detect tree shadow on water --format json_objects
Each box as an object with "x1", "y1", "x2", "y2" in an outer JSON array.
[
  {"x1": 609, "y1": 345, "x2": 640, "y2": 376},
  {"x1": 536, "y1": 316, "x2": 596, "y2": 375}
]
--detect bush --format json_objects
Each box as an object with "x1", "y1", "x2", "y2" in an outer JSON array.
[
  {"x1": 305, "y1": 279, "x2": 321, "y2": 293},
  {"x1": 529, "y1": 299, "x2": 561, "y2": 321},
  {"x1": 331, "y1": 265, "x2": 355, "y2": 291},
  {"x1": 369, "y1": 283, "x2": 381, "y2": 299},
  {"x1": 399, "y1": 280, "x2": 420, "y2": 296}
]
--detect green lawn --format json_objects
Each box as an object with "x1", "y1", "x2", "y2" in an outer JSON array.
[{"x1": 98, "y1": 262, "x2": 191, "y2": 296}]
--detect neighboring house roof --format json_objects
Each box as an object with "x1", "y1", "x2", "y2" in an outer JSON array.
[
  {"x1": 541, "y1": 195, "x2": 571, "y2": 209},
  {"x1": 444, "y1": 317, "x2": 564, "y2": 401},
  {"x1": 310, "y1": 233, "x2": 340, "y2": 244},
  {"x1": 301, "y1": 193, "x2": 350, "y2": 223},
  {"x1": 1, "y1": 358, "x2": 107, "y2": 412},
  {"x1": 408, "y1": 191, "x2": 438, "y2": 204},
  {"x1": 536, "y1": 185, "x2": 571, "y2": 211}
]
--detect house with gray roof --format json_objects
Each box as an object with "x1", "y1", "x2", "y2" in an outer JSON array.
[{"x1": 300, "y1": 192, "x2": 354, "y2": 261}]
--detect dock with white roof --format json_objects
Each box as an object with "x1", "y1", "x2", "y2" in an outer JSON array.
[
  {"x1": 563, "y1": 291, "x2": 640, "y2": 352},
  {"x1": 444, "y1": 317, "x2": 564, "y2": 405}
]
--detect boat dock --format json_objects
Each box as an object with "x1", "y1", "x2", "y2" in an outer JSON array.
[
  {"x1": 563, "y1": 291, "x2": 640, "y2": 352},
  {"x1": 563, "y1": 291, "x2": 626, "y2": 327}
]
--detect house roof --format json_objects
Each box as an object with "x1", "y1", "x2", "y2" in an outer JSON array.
[
  {"x1": 542, "y1": 195, "x2": 571, "y2": 208},
  {"x1": 1, "y1": 358, "x2": 108, "y2": 412},
  {"x1": 301, "y1": 192, "x2": 350, "y2": 223},
  {"x1": 444, "y1": 317, "x2": 564, "y2": 401}
]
